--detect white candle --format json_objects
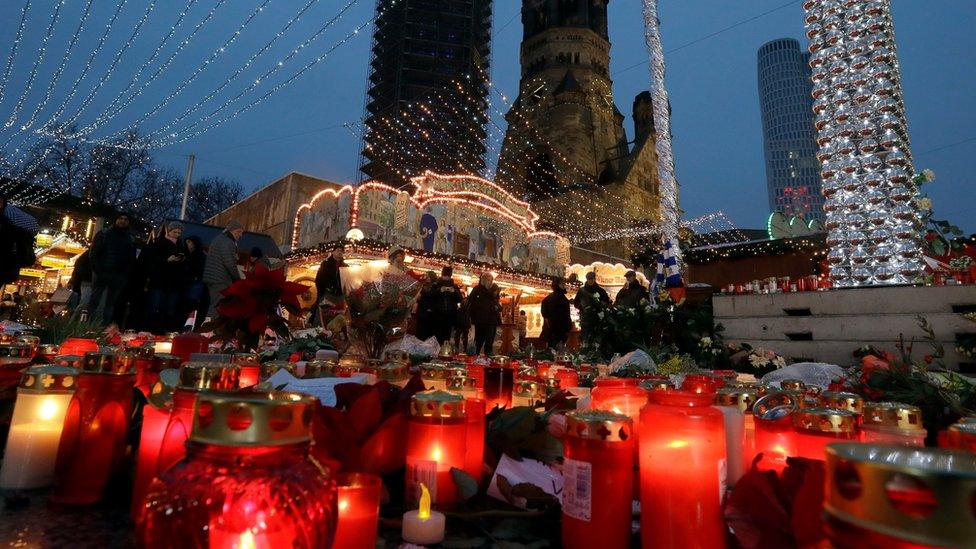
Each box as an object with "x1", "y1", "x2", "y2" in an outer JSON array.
[
  {"x1": 402, "y1": 483, "x2": 445, "y2": 545},
  {"x1": 0, "y1": 393, "x2": 73, "y2": 489},
  {"x1": 716, "y1": 405, "x2": 746, "y2": 486},
  {"x1": 153, "y1": 341, "x2": 173, "y2": 354}
]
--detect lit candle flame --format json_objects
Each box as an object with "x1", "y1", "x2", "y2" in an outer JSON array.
[
  {"x1": 431, "y1": 445, "x2": 442, "y2": 463},
  {"x1": 338, "y1": 497, "x2": 349, "y2": 513},
  {"x1": 418, "y1": 483, "x2": 431, "y2": 520},
  {"x1": 37, "y1": 398, "x2": 60, "y2": 421},
  {"x1": 238, "y1": 530, "x2": 256, "y2": 549},
  {"x1": 611, "y1": 406, "x2": 623, "y2": 415},
  {"x1": 666, "y1": 439, "x2": 689, "y2": 449}
]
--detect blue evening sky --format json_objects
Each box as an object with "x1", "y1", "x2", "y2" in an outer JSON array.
[{"x1": 0, "y1": 1, "x2": 973, "y2": 231}]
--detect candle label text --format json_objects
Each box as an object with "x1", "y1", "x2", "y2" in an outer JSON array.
[{"x1": 561, "y1": 458, "x2": 592, "y2": 522}]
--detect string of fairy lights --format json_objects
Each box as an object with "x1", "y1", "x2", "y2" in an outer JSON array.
[
  {"x1": 3, "y1": 0, "x2": 66, "y2": 131},
  {"x1": 0, "y1": 1, "x2": 30, "y2": 109}
]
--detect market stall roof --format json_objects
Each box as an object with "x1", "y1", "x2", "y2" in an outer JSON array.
[{"x1": 155, "y1": 219, "x2": 282, "y2": 259}]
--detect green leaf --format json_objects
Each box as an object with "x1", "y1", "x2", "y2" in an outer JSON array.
[
  {"x1": 450, "y1": 467, "x2": 479, "y2": 502},
  {"x1": 492, "y1": 518, "x2": 533, "y2": 540}
]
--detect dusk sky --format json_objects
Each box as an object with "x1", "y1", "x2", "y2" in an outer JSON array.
[{"x1": 1, "y1": 0, "x2": 973, "y2": 232}]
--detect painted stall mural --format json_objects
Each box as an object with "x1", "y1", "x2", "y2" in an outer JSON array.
[{"x1": 294, "y1": 172, "x2": 570, "y2": 277}]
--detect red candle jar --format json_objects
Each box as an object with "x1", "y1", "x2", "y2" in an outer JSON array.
[
  {"x1": 752, "y1": 392, "x2": 799, "y2": 473},
  {"x1": 169, "y1": 332, "x2": 210, "y2": 364},
  {"x1": 945, "y1": 423, "x2": 976, "y2": 451},
  {"x1": 132, "y1": 362, "x2": 240, "y2": 519},
  {"x1": 591, "y1": 377, "x2": 648, "y2": 419},
  {"x1": 824, "y1": 443, "x2": 976, "y2": 548},
  {"x1": 484, "y1": 363, "x2": 514, "y2": 409},
  {"x1": 512, "y1": 379, "x2": 545, "y2": 408},
  {"x1": 639, "y1": 378, "x2": 674, "y2": 392},
  {"x1": 463, "y1": 396, "x2": 486, "y2": 485},
  {"x1": 792, "y1": 407, "x2": 859, "y2": 460},
  {"x1": 862, "y1": 402, "x2": 926, "y2": 447},
  {"x1": 52, "y1": 351, "x2": 136, "y2": 505},
  {"x1": 128, "y1": 347, "x2": 156, "y2": 397},
  {"x1": 405, "y1": 389, "x2": 467, "y2": 505},
  {"x1": 138, "y1": 391, "x2": 337, "y2": 548},
  {"x1": 549, "y1": 367, "x2": 579, "y2": 389},
  {"x1": 562, "y1": 410, "x2": 634, "y2": 549},
  {"x1": 639, "y1": 390, "x2": 727, "y2": 549},
  {"x1": 819, "y1": 391, "x2": 864, "y2": 414},
  {"x1": 233, "y1": 353, "x2": 261, "y2": 388},
  {"x1": 681, "y1": 373, "x2": 724, "y2": 394},
  {"x1": 334, "y1": 472, "x2": 382, "y2": 549},
  {"x1": 59, "y1": 337, "x2": 100, "y2": 356},
  {"x1": 467, "y1": 361, "x2": 485, "y2": 389}
]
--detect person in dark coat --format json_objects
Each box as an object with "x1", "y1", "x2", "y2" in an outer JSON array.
[
  {"x1": 614, "y1": 270, "x2": 650, "y2": 309},
  {"x1": 429, "y1": 266, "x2": 462, "y2": 345},
  {"x1": 88, "y1": 213, "x2": 136, "y2": 324},
  {"x1": 203, "y1": 220, "x2": 244, "y2": 320},
  {"x1": 182, "y1": 235, "x2": 207, "y2": 329},
  {"x1": 467, "y1": 273, "x2": 502, "y2": 355},
  {"x1": 311, "y1": 246, "x2": 345, "y2": 326},
  {"x1": 145, "y1": 221, "x2": 187, "y2": 333},
  {"x1": 414, "y1": 272, "x2": 438, "y2": 341},
  {"x1": 541, "y1": 278, "x2": 572, "y2": 350},
  {"x1": 573, "y1": 271, "x2": 610, "y2": 310}
]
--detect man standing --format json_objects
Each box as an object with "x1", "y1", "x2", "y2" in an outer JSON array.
[
  {"x1": 467, "y1": 273, "x2": 502, "y2": 355},
  {"x1": 614, "y1": 270, "x2": 650, "y2": 309},
  {"x1": 145, "y1": 221, "x2": 187, "y2": 333},
  {"x1": 573, "y1": 271, "x2": 610, "y2": 345},
  {"x1": 541, "y1": 278, "x2": 572, "y2": 350},
  {"x1": 429, "y1": 266, "x2": 462, "y2": 345},
  {"x1": 312, "y1": 245, "x2": 345, "y2": 326},
  {"x1": 203, "y1": 220, "x2": 244, "y2": 320},
  {"x1": 88, "y1": 213, "x2": 136, "y2": 324}
]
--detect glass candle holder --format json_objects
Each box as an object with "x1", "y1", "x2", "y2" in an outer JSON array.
[
  {"x1": 405, "y1": 389, "x2": 467, "y2": 505},
  {"x1": 0, "y1": 366, "x2": 78, "y2": 490},
  {"x1": 233, "y1": 353, "x2": 261, "y2": 387},
  {"x1": 132, "y1": 362, "x2": 240, "y2": 520},
  {"x1": 484, "y1": 364, "x2": 514, "y2": 409},
  {"x1": 824, "y1": 443, "x2": 976, "y2": 548},
  {"x1": 714, "y1": 387, "x2": 761, "y2": 486},
  {"x1": 138, "y1": 391, "x2": 337, "y2": 549},
  {"x1": 59, "y1": 337, "x2": 100, "y2": 356},
  {"x1": 819, "y1": 391, "x2": 864, "y2": 414},
  {"x1": 562, "y1": 410, "x2": 634, "y2": 549},
  {"x1": 792, "y1": 407, "x2": 859, "y2": 460},
  {"x1": 639, "y1": 390, "x2": 727, "y2": 549},
  {"x1": 463, "y1": 396, "x2": 486, "y2": 485},
  {"x1": 862, "y1": 402, "x2": 926, "y2": 447},
  {"x1": 421, "y1": 363, "x2": 449, "y2": 391},
  {"x1": 681, "y1": 374, "x2": 725, "y2": 394},
  {"x1": 779, "y1": 379, "x2": 805, "y2": 392},
  {"x1": 549, "y1": 367, "x2": 579, "y2": 390},
  {"x1": 128, "y1": 347, "x2": 155, "y2": 397},
  {"x1": 143, "y1": 354, "x2": 180, "y2": 396},
  {"x1": 946, "y1": 423, "x2": 976, "y2": 451},
  {"x1": 446, "y1": 374, "x2": 479, "y2": 399},
  {"x1": 368, "y1": 361, "x2": 410, "y2": 387},
  {"x1": 752, "y1": 392, "x2": 800, "y2": 473},
  {"x1": 169, "y1": 332, "x2": 210, "y2": 364},
  {"x1": 512, "y1": 379, "x2": 545, "y2": 408},
  {"x1": 333, "y1": 472, "x2": 382, "y2": 549},
  {"x1": 52, "y1": 351, "x2": 136, "y2": 505},
  {"x1": 0, "y1": 342, "x2": 33, "y2": 366}
]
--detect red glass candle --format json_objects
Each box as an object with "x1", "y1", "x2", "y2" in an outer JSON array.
[
  {"x1": 132, "y1": 362, "x2": 240, "y2": 519},
  {"x1": 138, "y1": 391, "x2": 337, "y2": 548},
  {"x1": 681, "y1": 373, "x2": 724, "y2": 394},
  {"x1": 792, "y1": 408, "x2": 859, "y2": 460},
  {"x1": 334, "y1": 472, "x2": 382, "y2": 549},
  {"x1": 463, "y1": 397, "x2": 486, "y2": 485},
  {"x1": 233, "y1": 353, "x2": 261, "y2": 388},
  {"x1": 467, "y1": 361, "x2": 485, "y2": 389},
  {"x1": 549, "y1": 367, "x2": 579, "y2": 389},
  {"x1": 52, "y1": 352, "x2": 136, "y2": 505},
  {"x1": 591, "y1": 377, "x2": 648, "y2": 419},
  {"x1": 639, "y1": 390, "x2": 727, "y2": 549},
  {"x1": 562, "y1": 410, "x2": 634, "y2": 549},
  {"x1": 59, "y1": 337, "x2": 100, "y2": 356},
  {"x1": 169, "y1": 332, "x2": 210, "y2": 364},
  {"x1": 405, "y1": 390, "x2": 467, "y2": 505},
  {"x1": 861, "y1": 402, "x2": 926, "y2": 447},
  {"x1": 752, "y1": 392, "x2": 800, "y2": 473},
  {"x1": 946, "y1": 423, "x2": 976, "y2": 451},
  {"x1": 483, "y1": 364, "x2": 514, "y2": 409},
  {"x1": 128, "y1": 347, "x2": 157, "y2": 397}
]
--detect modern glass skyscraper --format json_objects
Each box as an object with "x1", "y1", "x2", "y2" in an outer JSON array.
[{"x1": 757, "y1": 38, "x2": 824, "y2": 222}]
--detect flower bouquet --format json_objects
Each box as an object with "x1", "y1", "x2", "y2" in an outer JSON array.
[
  {"x1": 346, "y1": 278, "x2": 417, "y2": 360},
  {"x1": 729, "y1": 343, "x2": 787, "y2": 377},
  {"x1": 204, "y1": 264, "x2": 309, "y2": 351}
]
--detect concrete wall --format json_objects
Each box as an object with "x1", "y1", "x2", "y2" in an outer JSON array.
[{"x1": 714, "y1": 285, "x2": 976, "y2": 372}]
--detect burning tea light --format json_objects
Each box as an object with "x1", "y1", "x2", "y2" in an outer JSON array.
[{"x1": 402, "y1": 483, "x2": 446, "y2": 546}]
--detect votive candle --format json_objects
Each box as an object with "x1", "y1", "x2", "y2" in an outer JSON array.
[
  {"x1": 405, "y1": 390, "x2": 467, "y2": 505},
  {"x1": 334, "y1": 472, "x2": 382, "y2": 549}
]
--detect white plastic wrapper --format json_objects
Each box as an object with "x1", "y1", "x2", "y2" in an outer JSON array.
[
  {"x1": 382, "y1": 335, "x2": 440, "y2": 358},
  {"x1": 608, "y1": 350, "x2": 656, "y2": 373},
  {"x1": 760, "y1": 362, "x2": 847, "y2": 390}
]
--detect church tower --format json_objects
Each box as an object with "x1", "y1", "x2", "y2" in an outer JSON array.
[{"x1": 497, "y1": 0, "x2": 662, "y2": 259}]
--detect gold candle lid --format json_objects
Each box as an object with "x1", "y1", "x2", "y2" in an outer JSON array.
[
  {"x1": 446, "y1": 374, "x2": 477, "y2": 392},
  {"x1": 81, "y1": 351, "x2": 135, "y2": 374},
  {"x1": 793, "y1": 407, "x2": 859, "y2": 434},
  {"x1": 779, "y1": 379, "x2": 805, "y2": 391},
  {"x1": 231, "y1": 352, "x2": 260, "y2": 365},
  {"x1": 178, "y1": 362, "x2": 240, "y2": 391},
  {"x1": 543, "y1": 376, "x2": 561, "y2": 391},
  {"x1": 190, "y1": 391, "x2": 315, "y2": 446},
  {"x1": 303, "y1": 359, "x2": 336, "y2": 378},
  {"x1": 125, "y1": 346, "x2": 155, "y2": 359},
  {"x1": 16, "y1": 334, "x2": 40, "y2": 347},
  {"x1": 566, "y1": 409, "x2": 633, "y2": 443},
  {"x1": 53, "y1": 354, "x2": 85, "y2": 368},
  {"x1": 862, "y1": 402, "x2": 924, "y2": 432},
  {"x1": 819, "y1": 391, "x2": 865, "y2": 414},
  {"x1": 728, "y1": 381, "x2": 768, "y2": 394},
  {"x1": 824, "y1": 443, "x2": 976, "y2": 547},
  {"x1": 714, "y1": 387, "x2": 760, "y2": 413},
  {"x1": 752, "y1": 391, "x2": 799, "y2": 421},
  {"x1": 19, "y1": 365, "x2": 78, "y2": 393},
  {"x1": 514, "y1": 379, "x2": 545, "y2": 398},
  {"x1": 153, "y1": 353, "x2": 182, "y2": 370},
  {"x1": 0, "y1": 342, "x2": 33, "y2": 357},
  {"x1": 639, "y1": 379, "x2": 674, "y2": 391},
  {"x1": 410, "y1": 389, "x2": 466, "y2": 419},
  {"x1": 384, "y1": 349, "x2": 411, "y2": 364},
  {"x1": 374, "y1": 361, "x2": 409, "y2": 381},
  {"x1": 259, "y1": 360, "x2": 296, "y2": 380},
  {"x1": 420, "y1": 363, "x2": 449, "y2": 380}
]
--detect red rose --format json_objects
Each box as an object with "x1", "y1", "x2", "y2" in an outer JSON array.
[{"x1": 289, "y1": 352, "x2": 302, "y2": 363}]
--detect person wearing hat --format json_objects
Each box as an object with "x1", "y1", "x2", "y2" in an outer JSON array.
[
  {"x1": 145, "y1": 221, "x2": 188, "y2": 332},
  {"x1": 311, "y1": 244, "x2": 346, "y2": 326},
  {"x1": 88, "y1": 212, "x2": 136, "y2": 324},
  {"x1": 541, "y1": 277, "x2": 573, "y2": 350},
  {"x1": 203, "y1": 220, "x2": 244, "y2": 320},
  {"x1": 573, "y1": 271, "x2": 610, "y2": 345},
  {"x1": 614, "y1": 270, "x2": 650, "y2": 309},
  {"x1": 428, "y1": 266, "x2": 462, "y2": 345},
  {"x1": 387, "y1": 246, "x2": 406, "y2": 273}
]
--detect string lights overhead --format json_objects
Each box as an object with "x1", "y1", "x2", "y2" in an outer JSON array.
[
  {"x1": 0, "y1": 1, "x2": 31, "y2": 110},
  {"x1": 3, "y1": 0, "x2": 67, "y2": 131}
]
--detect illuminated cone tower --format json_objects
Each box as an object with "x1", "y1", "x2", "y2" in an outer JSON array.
[{"x1": 804, "y1": 0, "x2": 923, "y2": 286}]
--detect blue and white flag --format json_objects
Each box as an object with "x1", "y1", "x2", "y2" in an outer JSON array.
[{"x1": 653, "y1": 239, "x2": 682, "y2": 291}]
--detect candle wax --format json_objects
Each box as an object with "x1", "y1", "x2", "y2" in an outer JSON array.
[{"x1": 0, "y1": 424, "x2": 64, "y2": 489}]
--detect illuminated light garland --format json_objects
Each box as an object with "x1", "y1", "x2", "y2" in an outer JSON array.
[
  {"x1": 3, "y1": 0, "x2": 67, "y2": 130},
  {"x1": 641, "y1": 0, "x2": 681, "y2": 258},
  {"x1": 0, "y1": 1, "x2": 30, "y2": 108},
  {"x1": 148, "y1": 2, "x2": 393, "y2": 149},
  {"x1": 804, "y1": 0, "x2": 923, "y2": 286},
  {"x1": 73, "y1": 0, "x2": 205, "y2": 137},
  {"x1": 142, "y1": 0, "x2": 358, "y2": 145}
]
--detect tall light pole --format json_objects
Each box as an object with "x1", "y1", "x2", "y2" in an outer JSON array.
[{"x1": 179, "y1": 154, "x2": 195, "y2": 221}]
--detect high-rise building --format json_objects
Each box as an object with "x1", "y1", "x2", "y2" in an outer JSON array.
[
  {"x1": 360, "y1": 0, "x2": 492, "y2": 186},
  {"x1": 757, "y1": 38, "x2": 824, "y2": 222}
]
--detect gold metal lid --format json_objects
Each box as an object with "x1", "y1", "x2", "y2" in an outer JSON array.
[
  {"x1": 16, "y1": 334, "x2": 40, "y2": 347},
  {"x1": 420, "y1": 363, "x2": 449, "y2": 379},
  {"x1": 259, "y1": 360, "x2": 296, "y2": 380},
  {"x1": 81, "y1": 351, "x2": 135, "y2": 374},
  {"x1": 824, "y1": 443, "x2": 976, "y2": 547},
  {"x1": 231, "y1": 352, "x2": 260, "y2": 365},
  {"x1": 178, "y1": 362, "x2": 240, "y2": 391},
  {"x1": 303, "y1": 359, "x2": 336, "y2": 378},
  {"x1": 124, "y1": 346, "x2": 155, "y2": 359},
  {"x1": 793, "y1": 407, "x2": 859, "y2": 434},
  {"x1": 53, "y1": 354, "x2": 84, "y2": 368},
  {"x1": 373, "y1": 361, "x2": 409, "y2": 381},
  {"x1": 862, "y1": 402, "x2": 923, "y2": 432},
  {"x1": 0, "y1": 342, "x2": 33, "y2": 357},
  {"x1": 714, "y1": 387, "x2": 760, "y2": 413},
  {"x1": 639, "y1": 379, "x2": 674, "y2": 391},
  {"x1": 752, "y1": 391, "x2": 799, "y2": 421},
  {"x1": 190, "y1": 391, "x2": 315, "y2": 446},
  {"x1": 153, "y1": 353, "x2": 182, "y2": 370},
  {"x1": 514, "y1": 379, "x2": 545, "y2": 398},
  {"x1": 385, "y1": 349, "x2": 411, "y2": 364},
  {"x1": 410, "y1": 389, "x2": 466, "y2": 419},
  {"x1": 565, "y1": 410, "x2": 633, "y2": 443},
  {"x1": 728, "y1": 381, "x2": 768, "y2": 394},
  {"x1": 19, "y1": 365, "x2": 78, "y2": 393},
  {"x1": 819, "y1": 391, "x2": 865, "y2": 414},
  {"x1": 446, "y1": 374, "x2": 477, "y2": 392},
  {"x1": 37, "y1": 343, "x2": 61, "y2": 356},
  {"x1": 779, "y1": 379, "x2": 805, "y2": 391}
]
